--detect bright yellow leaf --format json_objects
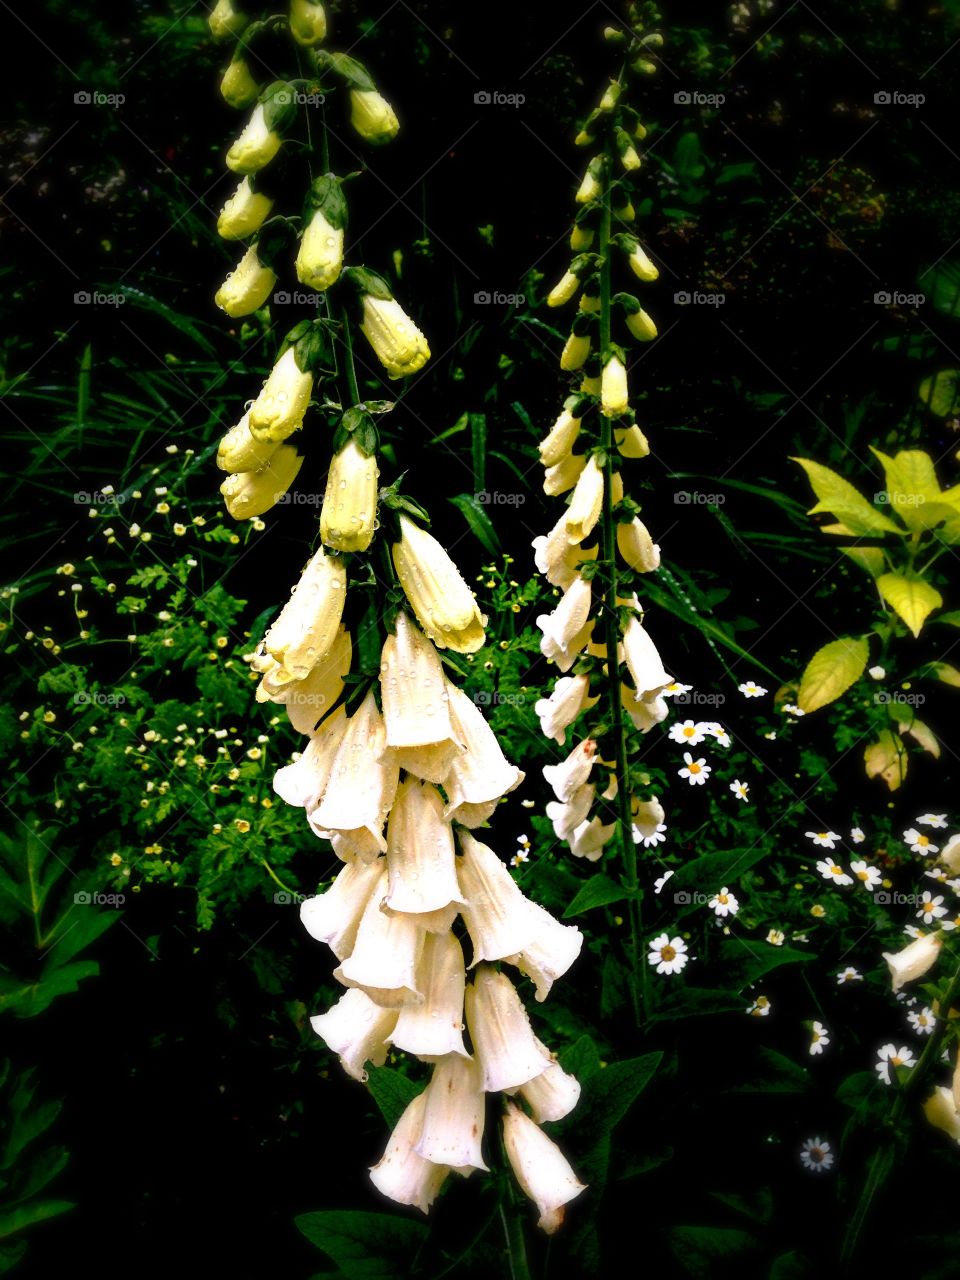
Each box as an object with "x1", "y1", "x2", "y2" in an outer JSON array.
[
  {"x1": 798, "y1": 635, "x2": 870, "y2": 712},
  {"x1": 876, "y1": 572, "x2": 942, "y2": 637},
  {"x1": 791, "y1": 457, "x2": 902, "y2": 536},
  {"x1": 864, "y1": 729, "x2": 907, "y2": 790}
]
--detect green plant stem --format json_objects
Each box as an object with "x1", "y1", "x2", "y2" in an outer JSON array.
[
  {"x1": 597, "y1": 144, "x2": 646, "y2": 1029},
  {"x1": 499, "y1": 1200, "x2": 532, "y2": 1280},
  {"x1": 340, "y1": 300, "x2": 361, "y2": 407}
]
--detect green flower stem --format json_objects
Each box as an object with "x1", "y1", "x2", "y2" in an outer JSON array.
[
  {"x1": 597, "y1": 137, "x2": 646, "y2": 1029},
  {"x1": 340, "y1": 299, "x2": 361, "y2": 407}
]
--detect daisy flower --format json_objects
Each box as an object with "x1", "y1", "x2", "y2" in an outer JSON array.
[
  {"x1": 875, "y1": 1043, "x2": 917, "y2": 1085},
  {"x1": 850, "y1": 860, "x2": 882, "y2": 892},
  {"x1": 708, "y1": 886, "x2": 740, "y2": 917},
  {"x1": 766, "y1": 929, "x2": 785, "y2": 947},
  {"x1": 903, "y1": 827, "x2": 939, "y2": 856},
  {"x1": 810, "y1": 904, "x2": 826, "y2": 918},
  {"x1": 940, "y1": 911, "x2": 960, "y2": 931},
  {"x1": 816, "y1": 859, "x2": 854, "y2": 886},
  {"x1": 746, "y1": 995, "x2": 771, "y2": 1016},
  {"x1": 924, "y1": 868, "x2": 950, "y2": 886},
  {"x1": 705, "y1": 723, "x2": 732, "y2": 748},
  {"x1": 668, "y1": 719, "x2": 709, "y2": 746},
  {"x1": 807, "y1": 831, "x2": 841, "y2": 849},
  {"x1": 850, "y1": 827, "x2": 865, "y2": 844},
  {"x1": 647, "y1": 933, "x2": 689, "y2": 975},
  {"x1": 918, "y1": 814, "x2": 948, "y2": 829},
  {"x1": 809, "y1": 1021, "x2": 830, "y2": 1055},
  {"x1": 836, "y1": 967, "x2": 862, "y2": 984},
  {"x1": 738, "y1": 680, "x2": 767, "y2": 698},
  {"x1": 678, "y1": 753, "x2": 711, "y2": 786},
  {"x1": 653, "y1": 869, "x2": 674, "y2": 895},
  {"x1": 782, "y1": 704, "x2": 805, "y2": 717},
  {"x1": 660, "y1": 682, "x2": 692, "y2": 698},
  {"x1": 800, "y1": 1137, "x2": 834, "y2": 1173},
  {"x1": 907, "y1": 1006, "x2": 935, "y2": 1036},
  {"x1": 634, "y1": 821, "x2": 667, "y2": 848},
  {"x1": 729, "y1": 779, "x2": 750, "y2": 802},
  {"x1": 917, "y1": 891, "x2": 947, "y2": 924}
]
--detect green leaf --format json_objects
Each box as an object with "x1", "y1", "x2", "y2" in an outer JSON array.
[
  {"x1": 0, "y1": 1200, "x2": 74, "y2": 1243},
  {"x1": 798, "y1": 635, "x2": 869, "y2": 712},
  {"x1": 669, "y1": 1225, "x2": 759, "y2": 1278},
  {"x1": 365, "y1": 1067, "x2": 420, "y2": 1130},
  {"x1": 469, "y1": 413, "x2": 486, "y2": 492},
  {"x1": 668, "y1": 847, "x2": 769, "y2": 896},
  {"x1": 558, "y1": 1034, "x2": 602, "y2": 1083},
  {"x1": 446, "y1": 494, "x2": 500, "y2": 556},
  {"x1": 919, "y1": 369, "x2": 960, "y2": 417},
  {"x1": 839, "y1": 546, "x2": 885, "y2": 578},
  {"x1": 870, "y1": 447, "x2": 955, "y2": 529},
  {"x1": 295, "y1": 1210, "x2": 428, "y2": 1280},
  {"x1": 925, "y1": 661, "x2": 960, "y2": 688},
  {"x1": 725, "y1": 1047, "x2": 811, "y2": 1095},
  {"x1": 791, "y1": 457, "x2": 901, "y2": 535},
  {"x1": 716, "y1": 940, "x2": 811, "y2": 990},
  {"x1": 563, "y1": 874, "x2": 630, "y2": 918},
  {"x1": 770, "y1": 1251, "x2": 817, "y2": 1279},
  {"x1": 876, "y1": 572, "x2": 942, "y2": 636}
]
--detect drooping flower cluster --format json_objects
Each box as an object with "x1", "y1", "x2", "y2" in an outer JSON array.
[{"x1": 209, "y1": 3, "x2": 586, "y2": 1233}]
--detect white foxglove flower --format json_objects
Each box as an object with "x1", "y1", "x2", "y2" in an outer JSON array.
[
  {"x1": 617, "y1": 518, "x2": 660, "y2": 572},
  {"x1": 537, "y1": 576, "x2": 594, "y2": 671},
  {"x1": 380, "y1": 612, "x2": 460, "y2": 781},
  {"x1": 360, "y1": 295, "x2": 429, "y2": 376},
  {"x1": 226, "y1": 103, "x2": 282, "y2": 174},
  {"x1": 632, "y1": 797, "x2": 665, "y2": 842},
  {"x1": 882, "y1": 931, "x2": 943, "y2": 993},
  {"x1": 383, "y1": 777, "x2": 465, "y2": 919},
  {"x1": 539, "y1": 408, "x2": 582, "y2": 467},
  {"x1": 257, "y1": 626, "x2": 351, "y2": 735},
  {"x1": 215, "y1": 245, "x2": 277, "y2": 318},
  {"x1": 939, "y1": 834, "x2": 960, "y2": 874},
  {"x1": 300, "y1": 856, "x2": 383, "y2": 959},
  {"x1": 565, "y1": 455, "x2": 604, "y2": 544},
  {"x1": 218, "y1": 178, "x2": 274, "y2": 241},
  {"x1": 442, "y1": 684, "x2": 524, "y2": 821},
  {"x1": 516, "y1": 1040, "x2": 582, "y2": 1123},
  {"x1": 264, "y1": 545, "x2": 346, "y2": 683},
  {"x1": 532, "y1": 512, "x2": 596, "y2": 590},
  {"x1": 414, "y1": 1054, "x2": 488, "y2": 1174},
  {"x1": 217, "y1": 409, "x2": 281, "y2": 474},
  {"x1": 546, "y1": 783, "x2": 595, "y2": 842},
  {"x1": 601, "y1": 355, "x2": 629, "y2": 417},
  {"x1": 924, "y1": 1086, "x2": 960, "y2": 1144},
  {"x1": 543, "y1": 739, "x2": 597, "y2": 803},
  {"x1": 622, "y1": 615, "x2": 671, "y2": 697},
  {"x1": 350, "y1": 89, "x2": 400, "y2": 146},
  {"x1": 543, "y1": 452, "x2": 586, "y2": 497},
  {"x1": 388, "y1": 930, "x2": 469, "y2": 1060},
  {"x1": 458, "y1": 831, "x2": 539, "y2": 964},
  {"x1": 273, "y1": 706, "x2": 348, "y2": 808},
  {"x1": 310, "y1": 690, "x2": 399, "y2": 859},
  {"x1": 465, "y1": 965, "x2": 552, "y2": 1092},
  {"x1": 249, "y1": 347, "x2": 314, "y2": 443},
  {"x1": 502, "y1": 1101, "x2": 586, "y2": 1234},
  {"x1": 297, "y1": 208, "x2": 344, "y2": 290},
  {"x1": 369, "y1": 1092, "x2": 449, "y2": 1213},
  {"x1": 569, "y1": 815, "x2": 616, "y2": 861},
  {"x1": 219, "y1": 444, "x2": 302, "y2": 519},
  {"x1": 320, "y1": 439, "x2": 379, "y2": 552},
  {"x1": 310, "y1": 987, "x2": 397, "y2": 1082},
  {"x1": 504, "y1": 900, "x2": 583, "y2": 1002},
  {"x1": 334, "y1": 867, "x2": 423, "y2": 1007},
  {"x1": 392, "y1": 515, "x2": 486, "y2": 653},
  {"x1": 622, "y1": 686, "x2": 669, "y2": 733},
  {"x1": 535, "y1": 674, "x2": 597, "y2": 745}
]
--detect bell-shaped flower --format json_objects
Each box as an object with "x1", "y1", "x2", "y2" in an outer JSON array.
[
  {"x1": 546, "y1": 783, "x2": 595, "y2": 843},
  {"x1": 296, "y1": 208, "x2": 344, "y2": 291},
  {"x1": 465, "y1": 965, "x2": 553, "y2": 1092},
  {"x1": 392, "y1": 514, "x2": 486, "y2": 653},
  {"x1": 622, "y1": 615, "x2": 671, "y2": 698},
  {"x1": 543, "y1": 739, "x2": 597, "y2": 803},
  {"x1": 633, "y1": 796, "x2": 665, "y2": 842},
  {"x1": 273, "y1": 705, "x2": 348, "y2": 809},
  {"x1": 383, "y1": 778, "x2": 465, "y2": 919},
  {"x1": 617, "y1": 517, "x2": 660, "y2": 572},
  {"x1": 290, "y1": 0, "x2": 327, "y2": 46},
  {"x1": 221, "y1": 57, "x2": 260, "y2": 110},
  {"x1": 504, "y1": 901, "x2": 584, "y2": 1002},
  {"x1": 615, "y1": 424, "x2": 650, "y2": 458},
  {"x1": 547, "y1": 270, "x2": 581, "y2": 308},
  {"x1": 623, "y1": 685, "x2": 669, "y2": 733},
  {"x1": 882, "y1": 931, "x2": 943, "y2": 993},
  {"x1": 625, "y1": 307, "x2": 658, "y2": 342},
  {"x1": 300, "y1": 854, "x2": 384, "y2": 959},
  {"x1": 249, "y1": 346, "x2": 314, "y2": 443},
  {"x1": 220, "y1": 444, "x2": 302, "y2": 520},
  {"x1": 601, "y1": 355, "x2": 629, "y2": 418},
  {"x1": 414, "y1": 1054, "x2": 488, "y2": 1175},
  {"x1": 388, "y1": 930, "x2": 469, "y2": 1059},
  {"x1": 565, "y1": 455, "x2": 604, "y2": 544},
  {"x1": 350, "y1": 88, "x2": 400, "y2": 145},
  {"x1": 628, "y1": 241, "x2": 659, "y2": 281},
  {"x1": 360, "y1": 294, "x2": 429, "y2": 377},
  {"x1": 257, "y1": 626, "x2": 351, "y2": 735},
  {"x1": 544, "y1": 451, "x2": 586, "y2": 498},
  {"x1": 533, "y1": 513, "x2": 596, "y2": 590},
  {"x1": 457, "y1": 831, "x2": 538, "y2": 965},
  {"x1": 215, "y1": 245, "x2": 277, "y2": 318},
  {"x1": 939, "y1": 833, "x2": 960, "y2": 875},
  {"x1": 502, "y1": 1101, "x2": 586, "y2": 1234},
  {"x1": 924, "y1": 1086, "x2": 960, "y2": 1145},
  {"x1": 217, "y1": 409, "x2": 280, "y2": 474},
  {"x1": 539, "y1": 408, "x2": 582, "y2": 467},
  {"x1": 537, "y1": 576, "x2": 593, "y2": 671},
  {"x1": 443, "y1": 684, "x2": 525, "y2": 819},
  {"x1": 209, "y1": 0, "x2": 247, "y2": 40},
  {"x1": 310, "y1": 987, "x2": 397, "y2": 1083},
  {"x1": 264, "y1": 545, "x2": 346, "y2": 683},
  {"x1": 369, "y1": 1092, "x2": 449, "y2": 1213},
  {"x1": 380, "y1": 613, "x2": 460, "y2": 782},
  {"x1": 311, "y1": 691, "x2": 399, "y2": 860},
  {"x1": 218, "y1": 178, "x2": 274, "y2": 241},
  {"x1": 535, "y1": 674, "x2": 597, "y2": 746},
  {"x1": 320, "y1": 439, "x2": 379, "y2": 552},
  {"x1": 334, "y1": 867, "x2": 423, "y2": 1006},
  {"x1": 569, "y1": 815, "x2": 616, "y2": 862},
  {"x1": 516, "y1": 1041, "x2": 582, "y2": 1122},
  {"x1": 226, "y1": 103, "x2": 282, "y2": 175},
  {"x1": 560, "y1": 332, "x2": 591, "y2": 372}
]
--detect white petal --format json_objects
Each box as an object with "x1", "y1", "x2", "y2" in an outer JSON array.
[
  {"x1": 310, "y1": 691, "x2": 399, "y2": 854},
  {"x1": 465, "y1": 965, "x2": 552, "y2": 1092},
  {"x1": 504, "y1": 900, "x2": 583, "y2": 1002},
  {"x1": 273, "y1": 706, "x2": 347, "y2": 807},
  {"x1": 383, "y1": 778, "x2": 466, "y2": 917},
  {"x1": 369, "y1": 1092, "x2": 450, "y2": 1213},
  {"x1": 414, "y1": 1054, "x2": 489, "y2": 1173},
  {"x1": 545, "y1": 784, "x2": 595, "y2": 841},
  {"x1": 381, "y1": 612, "x2": 457, "y2": 749},
  {"x1": 309, "y1": 987, "x2": 397, "y2": 1082},
  {"x1": 516, "y1": 1040, "x2": 582, "y2": 1122},
  {"x1": 502, "y1": 1101, "x2": 586, "y2": 1233},
  {"x1": 543, "y1": 738, "x2": 597, "y2": 803},
  {"x1": 388, "y1": 930, "x2": 470, "y2": 1059},
  {"x1": 300, "y1": 855, "x2": 384, "y2": 958},
  {"x1": 458, "y1": 831, "x2": 538, "y2": 965},
  {"x1": 622, "y1": 615, "x2": 671, "y2": 697},
  {"x1": 443, "y1": 683, "x2": 524, "y2": 813},
  {"x1": 333, "y1": 868, "x2": 424, "y2": 1006}
]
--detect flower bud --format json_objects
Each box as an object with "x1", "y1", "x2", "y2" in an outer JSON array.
[
  {"x1": 539, "y1": 407, "x2": 582, "y2": 468},
  {"x1": 883, "y1": 932, "x2": 943, "y2": 993},
  {"x1": 544, "y1": 452, "x2": 586, "y2": 497},
  {"x1": 290, "y1": 0, "x2": 327, "y2": 46},
  {"x1": 249, "y1": 346, "x2": 314, "y2": 442},
  {"x1": 547, "y1": 271, "x2": 580, "y2": 307},
  {"x1": 570, "y1": 224, "x2": 594, "y2": 251},
  {"x1": 601, "y1": 355, "x2": 629, "y2": 417},
  {"x1": 575, "y1": 156, "x2": 605, "y2": 205},
  {"x1": 320, "y1": 438, "x2": 379, "y2": 553},
  {"x1": 226, "y1": 103, "x2": 282, "y2": 175},
  {"x1": 221, "y1": 57, "x2": 261, "y2": 110},
  {"x1": 502, "y1": 1101, "x2": 586, "y2": 1234},
  {"x1": 209, "y1": 0, "x2": 247, "y2": 40},
  {"x1": 392, "y1": 514, "x2": 486, "y2": 653},
  {"x1": 217, "y1": 409, "x2": 280, "y2": 472},
  {"x1": 625, "y1": 307, "x2": 658, "y2": 342},
  {"x1": 617, "y1": 517, "x2": 660, "y2": 572},
  {"x1": 616, "y1": 424, "x2": 650, "y2": 458},
  {"x1": 296, "y1": 210, "x2": 344, "y2": 290},
  {"x1": 350, "y1": 89, "x2": 400, "y2": 145},
  {"x1": 265, "y1": 544, "x2": 347, "y2": 682},
  {"x1": 614, "y1": 199, "x2": 636, "y2": 223},
  {"x1": 560, "y1": 331, "x2": 591, "y2": 372},
  {"x1": 215, "y1": 245, "x2": 277, "y2": 318},
  {"x1": 627, "y1": 242, "x2": 659, "y2": 281},
  {"x1": 218, "y1": 177, "x2": 274, "y2": 241},
  {"x1": 565, "y1": 454, "x2": 604, "y2": 543},
  {"x1": 219, "y1": 443, "x2": 302, "y2": 519},
  {"x1": 616, "y1": 128, "x2": 642, "y2": 172},
  {"x1": 355, "y1": 281, "x2": 430, "y2": 378}
]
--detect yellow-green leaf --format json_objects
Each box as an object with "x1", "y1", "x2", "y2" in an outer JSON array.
[
  {"x1": 869, "y1": 447, "x2": 950, "y2": 531},
  {"x1": 864, "y1": 729, "x2": 907, "y2": 790},
  {"x1": 926, "y1": 661, "x2": 960, "y2": 688},
  {"x1": 798, "y1": 635, "x2": 870, "y2": 712},
  {"x1": 840, "y1": 547, "x2": 885, "y2": 578},
  {"x1": 918, "y1": 369, "x2": 960, "y2": 417},
  {"x1": 791, "y1": 457, "x2": 902, "y2": 536},
  {"x1": 876, "y1": 572, "x2": 942, "y2": 637},
  {"x1": 899, "y1": 718, "x2": 940, "y2": 758}
]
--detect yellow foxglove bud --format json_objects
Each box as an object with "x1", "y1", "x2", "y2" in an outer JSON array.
[
  {"x1": 579, "y1": 293, "x2": 601, "y2": 314},
  {"x1": 628, "y1": 242, "x2": 659, "y2": 282},
  {"x1": 265, "y1": 544, "x2": 347, "y2": 683},
  {"x1": 217, "y1": 409, "x2": 281, "y2": 472},
  {"x1": 289, "y1": 0, "x2": 327, "y2": 46},
  {"x1": 360, "y1": 295, "x2": 430, "y2": 378},
  {"x1": 543, "y1": 452, "x2": 585, "y2": 497},
  {"x1": 221, "y1": 58, "x2": 260, "y2": 110},
  {"x1": 601, "y1": 355, "x2": 629, "y2": 417},
  {"x1": 580, "y1": 372, "x2": 601, "y2": 396},
  {"x1": 614, "y1": 200, "x2": 636, "y2": 223},
  {"x1": 392, "y1": 514, "x2": 486, "y2": 653},
  {"x1": 219, "y1": 444, "x2": 302, "y2": 519},
  {"x1": 616, "y1": 424, "x2": 650, "y2": 458},
  {"x1": 320, "y1": 439, "x2": 379, "y2": 552},
  {"x1": 209, "y1": 0, "x2": 247, "y2": 40},
  {"x1": 249, "y1": 347, "x2": 314, "y2": 442},
  {"x1": 625, "y1": 307, "x2": 658, "y2": 342},
  {"x1": 565, "y1": 454, "x2": 604, "y2": 544},
  {"x1": 560, "y1": 331, "x2": 591, "y2": 371},
  {"x1": 215, "y1": 245, "x2": 277, "y2": 318},
  {"x1": 617, "y1": 518, "x2": 660, "y2": 572},
  {"x1": 296, "y1": 209, "x2": 344, "y2": 291},
  {"x1": 226, "y1": 104, "x2": 282, "y2": 175},
  {"x1": 599, "y1": 80, "x2": 621, "y2": 111},
  {"x1": 539, "y1": 408, "x2": 581, "y2": 467},
  {"x1": 218, "y1": 177, "x2": 274, "y2": 241},
  {"x1": 575, "y1": 163, "x2": 603, "y2": 205},
  {"x1": 547, "y1": 271, "x2": 580, "y2": 307},
  {"x1": 350, "y1": 89, "x2": 400, "y2": 145},
  {"x1": 617, "y1": 128, "x2": 642, "y2": 171},
  {"x1": 570, "y1": 224, "x2": 594, "y2": 251}
]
